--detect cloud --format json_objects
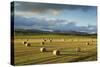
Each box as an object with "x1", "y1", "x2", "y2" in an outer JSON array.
[
  {"x1": 13, "y1": 1, "x2": 96, "y2": 17},
  {"x1": 14, "y1": 15, "x2": 97, "y2": 33},
  {"x1": 54, "y1": 22, "x2": 97, "y2": 33},
  {"x1": 14, "y1": 15, "x2": 67, "y2": 26},
  {"x1": 12, "y1": 2, "x2": 97, "y2": 33},
  {"x1": 14, "y1": 2, "x2": 62, "y2": 16}
]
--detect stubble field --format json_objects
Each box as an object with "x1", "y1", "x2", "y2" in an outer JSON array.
[{"x1": 13, "y1": 35, "x2": 97, "y2": 65}]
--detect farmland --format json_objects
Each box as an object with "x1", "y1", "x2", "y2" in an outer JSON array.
[{"x1": 13, "y1": 34, "x2": 97, "y2": 65}]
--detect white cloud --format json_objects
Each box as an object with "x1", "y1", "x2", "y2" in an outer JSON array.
[
  {"x1": 47, "y1": 9, "x2": 61, "y2": 16},
  {"x1": 15, "y1": 11, "x2": 38, "y2": 18},
  {"x1": 15, "y1": 9, "x2": 62, "y2": 18}
]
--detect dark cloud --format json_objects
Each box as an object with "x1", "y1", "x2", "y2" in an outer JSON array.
[
  {"x1": 14, "y1": 15, "x2": 67, "y2": 26},
  {"x1": 14, "y1": 16, "x2": 31, "y2": 26},
  {"x1": 54, "y1": 23, "x2": 97, "y2": 33},
  {"x1": 14, "y1": 15, "x2": 97, "y2": 33},
  {"x1": 14, "y1": 1, "x2": 96, "y2": 14}
]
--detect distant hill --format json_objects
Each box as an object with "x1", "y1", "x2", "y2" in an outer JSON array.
[
  {"x1": 53, "y1": 30, "x2": 89, "y2": 35},
  {"x1": 14, "y1": 29, "x2": 54, "y2": 35},
  {"x1": 14, "y1": 29, "x2": 97, "y2": 36}
]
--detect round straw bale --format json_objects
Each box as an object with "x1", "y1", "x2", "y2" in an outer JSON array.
[
  {"x1": 50, "y1": 40, "x2": 52, "y2": 42},
  {"x1": 86, "y1": 42, "x2": 89, "y2": 45},
  {"x1": 25, "y1": 43, "x2": 31, "y2": 47},
  {"x1": 40, "y1": 47, "x2": 46, "y2": 52},
  {"x1": 76, "y1": 47, "x2": 81, "y2": 52},
  {"x1": 53, "y1": 50, "x2": 60, "y2": 56},
  {"x1": 41, "y1": 41, "x2": 45, "y2": 45},
  {"x1": 23, "y1": 41, "x2": 27, "y2": 44},
  {"x1": 63, "y1": 39, "x2": 65, "y2": 41},
  {"x1": 43, "y1": 39, "x2": 46, "y2": 42}
]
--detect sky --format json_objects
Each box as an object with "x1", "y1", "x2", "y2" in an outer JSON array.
[{"x1": 12, "y1": 1, "x2": 97, "y2": 33}]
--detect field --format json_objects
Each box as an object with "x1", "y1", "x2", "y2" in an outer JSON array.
[{"x1": 13, "y1": 34, "x2": 97, "y2": 65}]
